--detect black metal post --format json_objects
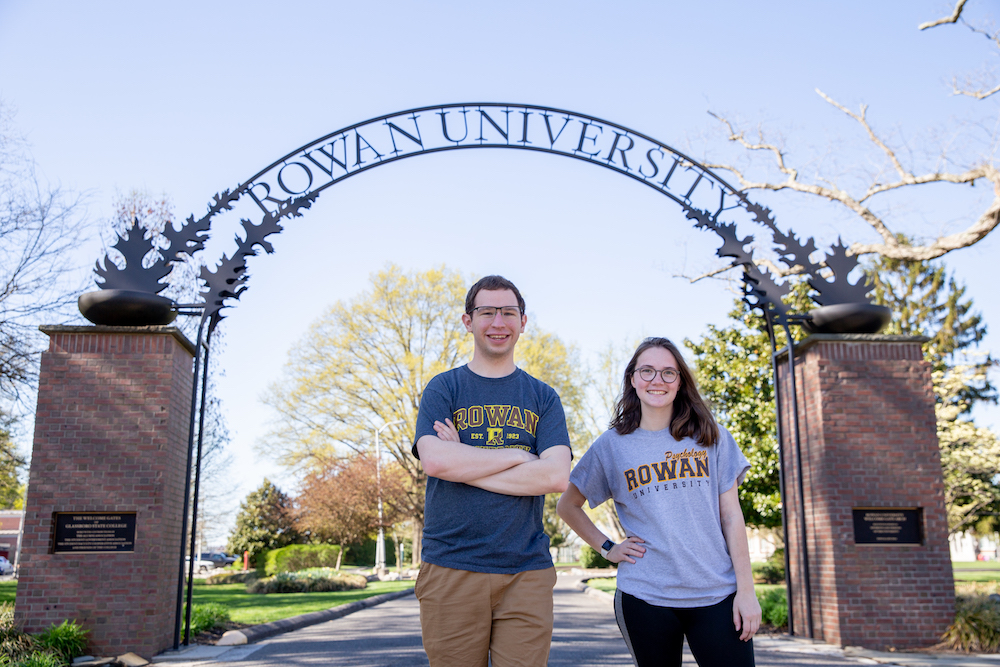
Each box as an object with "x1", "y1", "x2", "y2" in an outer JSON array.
[
  {"x1": 184, "y1": 331, "x2": 213, "y2": 644},
  {"x1": 781, "y1": 322, "x2": 814, "y2": 639},
  {"x1": 173, "y1": 315, "x2": 206, "y2": 650},
  {"x1": 764, "y1": 316, "x2": 795, "y2": 636}
]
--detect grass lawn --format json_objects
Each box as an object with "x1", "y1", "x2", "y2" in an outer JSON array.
[
  {"x1": 190, "y1": 579, "x2": 414, "y2": 625},
  {"x1": 0, "y1": 578, "x2": 413, "y2": 625},
  {"x1": 952, "y1": 561, "x2": 1000, "y2": 570},
  {"x1": 0, "y1": 580, "x2": 14, "y2": 604}
]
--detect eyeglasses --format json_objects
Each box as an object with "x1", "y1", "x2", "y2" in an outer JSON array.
[
  {"x1": 470, "y1": 306, "x2": 522, "y2": 320},
  {"x1": 634, "y1": 367, "x2": 679, "y2": 383}
]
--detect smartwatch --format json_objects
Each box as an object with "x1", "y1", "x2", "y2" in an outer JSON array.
[{"x1": 600, "y1": 539, "x2": 615, "y2": 558}]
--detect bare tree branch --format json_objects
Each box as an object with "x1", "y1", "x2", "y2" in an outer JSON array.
[
  {"x1": 918, "y1": 0, "x2": 967, "y2": 30},
  {"x1": 676, "y1": 258, "x2": 803, "y2": 284},
  {"x1": 705, "y1": 91, "x2": 1000, "y2": 261},
  {"x1": 920, "y1": 1, "x2": 1000, "y2": 100}
]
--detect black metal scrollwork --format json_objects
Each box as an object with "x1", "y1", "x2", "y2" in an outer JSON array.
[{"x1": 81, "y1": 103, "x2": 887, "y2": 334}]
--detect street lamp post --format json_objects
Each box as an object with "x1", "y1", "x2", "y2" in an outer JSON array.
[{"x1": 375, "y1": 420, "x2": 404, "y2": 573}]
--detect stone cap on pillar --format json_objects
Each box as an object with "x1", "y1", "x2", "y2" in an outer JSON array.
[
  {"x1": 774, "y1": 333, "x2": 930, "y2": 362},
  {"x1": 38, "y1": 324, "x2": 197, "y2": 356}
]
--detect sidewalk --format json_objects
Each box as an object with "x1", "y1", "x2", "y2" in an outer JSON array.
[{"x1": 150, "y1": 573, "x2": 1000, "y2": 666}]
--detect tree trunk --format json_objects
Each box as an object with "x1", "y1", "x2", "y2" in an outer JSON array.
[
  {"x1": 335, "y1": 544, "x2": 343, "y2": 570},
  {"x1": 411, "y1": 514, "x2": 423, "y2": 567}
]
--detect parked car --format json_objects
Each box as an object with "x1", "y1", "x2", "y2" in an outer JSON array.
[
  {"x1": 0, "y1": 556, "x2": 13, "y2": 575},
  {"x1": 186, "y1": 556, "x2": 215, "y2": 574},
  {"x1": 199, "y1": 552, "x2": 238, "y2": 568}
]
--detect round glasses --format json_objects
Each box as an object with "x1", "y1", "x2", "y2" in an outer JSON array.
[{"x1": 634, "y1": 367, "x2": 679, "y2": 383}]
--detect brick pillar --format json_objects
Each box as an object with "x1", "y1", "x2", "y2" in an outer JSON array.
[
  {"x1": 777, "y1": 334, "x2": 954, "y2": 649},
  {"x1": 16, "y1": 326, "x2": 194, "y2": 659}
]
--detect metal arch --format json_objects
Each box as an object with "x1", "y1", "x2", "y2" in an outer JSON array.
[{"x1": 93, "y1": 101, "x2": 873, "y2": 334}]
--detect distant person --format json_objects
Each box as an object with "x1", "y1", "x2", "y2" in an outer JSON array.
[
  {"x1": 412, "y1": 275, "x2": 572, "y2": 667},
  {"x1": 557, "y1": 337, "x2": 760, "y2": 667}
]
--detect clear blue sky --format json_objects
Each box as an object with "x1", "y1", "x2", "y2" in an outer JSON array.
[{"x1": 2, "y1": 1, "x2": 997, "y2": 541}]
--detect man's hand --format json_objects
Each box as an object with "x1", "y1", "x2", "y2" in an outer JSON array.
[{"x1": 433, "y1": 418, "x2": 460, "y2": 442}]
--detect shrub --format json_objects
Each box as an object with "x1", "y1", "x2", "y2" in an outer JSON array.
[
  {"x1": 206, "y1": 570, "x2": 259, "y2": 585},
  {"x1": 187, "y1": 604, "x2": 231, "y2": 636},
  {"x1": 342, "y1": 537, "x2": 397, "y2": 567},
  {"x1": 261, "y1": 544, "x2": 343, "y2": 576},
  {"x1": 0, "y1": 603, "x2": 34, "y2": 662},
  {"x1": 247, "y1": 568, "x2": 367, "y2": 594},
  {"x1": 757, "y1": 588, "x2": 788, "y2": 629},
  {"x1": 579, "y1": 545, "x2": 616, "y2": 569},
  {"x1": 7, "y1": 652, "x2": 63, "y2": 667},
  {"x1": 35, "y1": 620, "x2": 88, "y2": 665},
  {"x1": 753, "y1": 548, "x2": 785, "y2": 585},
  {"x1": 941, "y1": 595, "x2": 1000, "y2": 652}
]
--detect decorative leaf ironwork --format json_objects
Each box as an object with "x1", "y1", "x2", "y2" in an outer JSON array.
[
  {"x1": 199, "y1": 191, "x2": 321, "y2": 333},
  {"x1": 807, "y1": 239, "x2": 871, "y2": 306},
  {"x1": 94, "y1": 220, "x2": 171, "y2": 294}
]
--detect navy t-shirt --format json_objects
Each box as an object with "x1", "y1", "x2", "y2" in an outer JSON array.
[{"x1": 413, "y1": 365, "x2": 571, "y2": 574}]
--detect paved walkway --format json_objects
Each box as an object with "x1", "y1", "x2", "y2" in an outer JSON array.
[{"x1": 154, "y1": 574, "x2": 1000, "y2": 667}]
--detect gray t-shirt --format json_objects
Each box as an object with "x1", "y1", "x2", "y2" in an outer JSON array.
[
  {"x1": 413, "y1": 365, "x2": 571, "y2": 574},
  {"x1": 571, "y1": 425, "x2": 750, "y2": 607}
]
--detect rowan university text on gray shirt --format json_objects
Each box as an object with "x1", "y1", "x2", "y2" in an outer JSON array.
[{"x1": 571, "y1": 426, "x2": 750, "y2": 608}]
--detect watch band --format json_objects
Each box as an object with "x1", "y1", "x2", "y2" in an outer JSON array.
[{"x1": 600, "y1": 539, "x2": 615, "y2": 558}]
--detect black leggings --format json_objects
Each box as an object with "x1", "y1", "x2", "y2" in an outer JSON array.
[{"x1": 614, "y1": 590, "x2": 755, "y2": 667}]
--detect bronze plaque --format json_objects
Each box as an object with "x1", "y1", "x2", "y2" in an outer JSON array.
[
  {"x1": 52, "y1": 512, "x2": 136, "y2": 553},
  {"x1": 852, "y1": 508, "x2": 922, "y2": 546}
]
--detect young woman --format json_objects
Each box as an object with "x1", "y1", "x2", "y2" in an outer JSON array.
[{"x1": 557, "y1": 337, "x2": 760, "y2": 667}]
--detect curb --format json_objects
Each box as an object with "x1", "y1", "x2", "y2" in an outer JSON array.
[
  {"x1": 574, "y1": 579, "x2": 615, "y2": 604},
  {"x1": 217, "y1": 588, "x2": 415, "y2": 645}
]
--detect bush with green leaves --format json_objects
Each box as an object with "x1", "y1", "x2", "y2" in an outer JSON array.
[
  {"x1": 186, "y1": 604, "x2": 231, "y2": 636},
  {"x1": 247, "y1": 568, "x2": 367, "y2": 594},
  {"x1": 941, "y1": 595, "x2": 1000, "y2": 652},
  {"x1": 206, "y1": 570, "x2": 259, "y2": 585},
  {"x1": 0, "y1": 603, "x2": 91, "y2": 667},
  {"x1": 0, "y1": 603, "x2": 34, "y2": 663},
  {"x1": 260, "y1": 544, "x2": 343, "y2": 577},
  {"x1": 3, "y1": 652, "x2": 63, "y2": 667},
  {"x1": 756, "y1": 588, "x2": 788, "y2": 629},
  {"x1": 35, "y1": 620, "x2": 88, "y2": 665},
  {"x1": 579, "y1": 545, "x2": 616, "y2": 569},
  {"x1": 8, "y1": 653, "x2": 60, "y2": 667},
  {"x1": 752, "y1": 548, "x2": 785, "y2": 585}
]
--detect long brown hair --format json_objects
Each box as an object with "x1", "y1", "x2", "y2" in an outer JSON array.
[{"x1": 609, "y1": 337, "x2": 718, "y2": 447}]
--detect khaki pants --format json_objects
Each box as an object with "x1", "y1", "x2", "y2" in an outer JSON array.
[{"x1": 415, "y1": 562, "x2": 556, "y2": 667}]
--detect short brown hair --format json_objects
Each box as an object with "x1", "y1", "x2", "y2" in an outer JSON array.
[{"x1": 464, "y1": 275, "x2": 525, "y2": 315}]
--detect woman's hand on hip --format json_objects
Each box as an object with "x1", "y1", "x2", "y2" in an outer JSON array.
[
  {"x1": 607, "y1": 536, "x2": 646, "y2": 565},
  {"x1": 732, "y1": 589, "x2": 761, "y2": 641}
]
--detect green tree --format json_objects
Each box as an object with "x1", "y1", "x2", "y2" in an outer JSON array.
[
  {"x1": 686, "y1": 315, "x2": 781, "y2": 529},
  {"x1": 935, "y1": 364, "x2": 1000, "y2": 533},
  {"x1": 867, "y1": 247, "x2": 993, "y2": 403},
  {"x1": 226, "y1": 479, "x2": 300, "y2": 564},
  {"x1": 0, "y1": 418, "x2": 25, "y2": 509},
  {"x1": 684, "y1": 283, "x2": 812, "y2": 530}
]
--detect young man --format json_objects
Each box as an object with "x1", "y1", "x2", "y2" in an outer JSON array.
[{"x1": 412, "y1": 275, "x2": 572, "y2": 667}]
